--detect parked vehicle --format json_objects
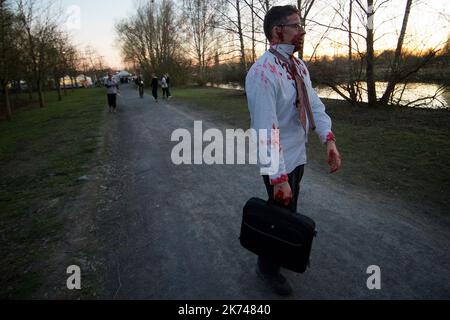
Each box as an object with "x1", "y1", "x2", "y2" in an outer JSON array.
[{"x1": 60, "y1": 75, "x2": 93, "y2": 88}]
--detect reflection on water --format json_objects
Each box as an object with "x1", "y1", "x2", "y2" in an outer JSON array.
[
  {"x1": 316, "y1": 82, "x2": 449, "y2": 109},
  {"x1": 206, "y1": 82, "x2": 244, "y2": 91},
  {"x1": 206, "y1": 82, "x2": 449, "y2": 109}
]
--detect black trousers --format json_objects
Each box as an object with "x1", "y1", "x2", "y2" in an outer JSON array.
[
  {"x1": 152, "y1": 88, "x2": 158, "y2": 100},
  {"x1": 258, "y1": 164, "x2": 305, "y2": 275},
  {"x1": 107, "y1": 94, "x2": 117, "y2": 108},
  {"x1": 162, "y1": 88, "x2": 169, "y2": 99}
]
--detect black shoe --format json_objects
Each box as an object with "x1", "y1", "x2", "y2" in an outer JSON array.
[{"x1": 256, "y1": 265, "x2": 293, "y2": 296}]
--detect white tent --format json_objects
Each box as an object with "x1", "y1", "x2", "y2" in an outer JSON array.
[
  {"x1": 116, "y1": 71, "x2": 132, "y2": 78},
  {"x1": 76, "y1": 75, "x2": 93, "y2": 87}
]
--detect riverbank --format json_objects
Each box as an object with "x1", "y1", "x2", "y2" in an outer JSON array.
[{"x1": 171, "y1": 86, "x2": 450, "y2": 215}]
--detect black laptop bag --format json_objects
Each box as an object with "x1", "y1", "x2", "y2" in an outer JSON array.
[{"x1": 240, "y1": 197, "x2": 317, "y2": 273}]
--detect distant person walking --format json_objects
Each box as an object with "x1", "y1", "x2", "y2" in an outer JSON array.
[
  {"x1": 165, "y1": 73, "x2": 172, "y2": 99},
  {"x1": 151, "y1": 74, "x2": 159, "y2": 102},
  {"x1": 105, "y1": 72, "x2": 120, "y2": 113},
  {"x1": 136, "y1": 74, "x2": 144, "y2": 98},
  {"x1": 161, "y1": 75, "x2": 169, "y2": 100}
]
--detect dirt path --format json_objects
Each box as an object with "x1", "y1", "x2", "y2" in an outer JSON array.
[{"x1": 49, "y1": 84, "x2": 450, "y2": 299}]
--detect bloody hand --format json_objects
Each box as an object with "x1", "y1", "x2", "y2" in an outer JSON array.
[
  {"x1": 274, "y1": 181, "x2": 293, "y2": 206},
  {"x1": 327, "y1": 142, "x2": 342, "y2": 174}
]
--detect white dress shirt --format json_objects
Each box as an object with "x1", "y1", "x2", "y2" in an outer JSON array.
[{"x1": 245, "y1": 44, "x2": 333, "y2": 185}]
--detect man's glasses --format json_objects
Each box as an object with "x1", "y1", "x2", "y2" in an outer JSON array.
[{"x1": 278, "y1": 23, "x2": 304, "y2": 31}]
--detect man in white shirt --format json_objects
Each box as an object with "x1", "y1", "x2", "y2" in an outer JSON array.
[
  {"x1": 245, "y1": 5, "x2": 342, "y2": 296},
  {"x1": 105, "y1": 72, "x2": 120, "y2": 113}
]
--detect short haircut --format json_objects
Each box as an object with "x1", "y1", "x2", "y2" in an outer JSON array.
[{"x1": 264, "y1": 5, "x2": 300, "y2": 41}]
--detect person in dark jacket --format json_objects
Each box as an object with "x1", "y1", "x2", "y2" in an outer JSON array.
[
  {"x1": 165, "y1": 73, "x2": 172, "y2": 99},
  {"x1": 151, "y1": 74, "x2": 159, "y2": 102},
  {"x1": 135, "y1": 75, "x2": 144, "y2": 98}
]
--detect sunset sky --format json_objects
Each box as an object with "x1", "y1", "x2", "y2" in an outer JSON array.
[{"x1": 59, "y1": 0, "x2": 449, "y2": 69}]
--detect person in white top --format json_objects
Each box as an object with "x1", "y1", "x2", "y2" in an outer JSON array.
[
  {"x1": 161, "y1": 76, "x2": 169, "y2": 99},
  {"x1": 245, "y1": 5, "x2": 342, "y2": 296},
  {"x1": 105, "y1": 72, "x2": 120, "y2": 113}
]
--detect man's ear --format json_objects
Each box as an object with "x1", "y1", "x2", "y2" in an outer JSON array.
[
  {"x1": 276, "y1": 26, "x2": 284, "y2": 42},
  {"x1": 272, "y1": 26, "x2": 283, "y2": 42}
]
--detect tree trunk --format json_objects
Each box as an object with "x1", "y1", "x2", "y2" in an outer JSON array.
[
  {"x1": 297, "y1": 0, "x2": 304, "y2": 59},
  {"x1": 55, "y1": 76, "x2": 62, "y2": 101},
  {"x1": 297, "y1": 0, "x2": 315, "y2": 60},
  {"x1": 251, "y1": 0, "x2": 256, "y2": 63},
  {"x1": 348, "y1": 0, "x2": 357, "y2": 103},
  {"x1": 379, "y1": 0, "x2": 413, "y2": 105},
  {"x1": 265, "y1": 0, "x2": 270, "y2": 51},
  {"x1": 63, "y1": 78, "x2": 67, "y2": 96},
  {"x1": 365, "y1": 0, "x2": 377, "y2": 107},
  {"x1": 37, "y1": 78, "x2": 44, "y2": 108},
  {"x1": 70, "y1": 76, "x2": 75, "y2": 92},
  {"x1": 2, "y1": 82, "x2": 12, "y2": 120},
  {"x1": 236, "y1": 0, "x2": 247, "y2": 72},
  {"x1": 15, "y1": 80, "x2": 20, "y2": 101},
  {"x1": 27, "y1": 82, "x2": 33, "y2": 100}
]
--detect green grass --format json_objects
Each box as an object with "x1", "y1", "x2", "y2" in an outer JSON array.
[
  {"x1": 173, "y1": 87, "x2": 250, "y2": 128},
  {"x1": 172, "y1": 86, "x2": 450, "y2": 213},
  {"x1": 0, "y1": 88, "x2": 105, "y2": 299}
]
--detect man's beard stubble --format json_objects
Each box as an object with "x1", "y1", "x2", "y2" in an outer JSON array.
[{"x1": 292, "y1": 34, "x2": 304, "y2": 53}]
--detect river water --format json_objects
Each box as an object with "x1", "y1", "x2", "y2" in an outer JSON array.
[{"x1": 206, "y1": 82, "x2": 449, "y2": 109}]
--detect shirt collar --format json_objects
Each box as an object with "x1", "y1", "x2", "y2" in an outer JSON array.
[{"x1": 270, "y1": 43, "x2": 295, "y2": 58}]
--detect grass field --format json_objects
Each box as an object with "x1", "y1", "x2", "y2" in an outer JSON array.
[
  {"x1": 0, "y1": 88, "x2": 105, "y2": 298},
  {"x1": 172, "y1": 86, "x2": 450, "y2": 214}
]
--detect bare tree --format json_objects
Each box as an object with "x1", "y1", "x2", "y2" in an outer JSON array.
[
  {"x1": 48, "y1": 33, "x2": 64, "y2": 101},
  {"x1": 117, "y1": 0, "x2": 181, "y2": 81},
  {"x1": 214, "y1": 0, "x2": 248, "y2": 71},
  {"x1": 347, "y1": 0, "x2": 358, "y2": 102},
  {"x1": 49, "y1": 35, "x2": 79, "y2": 100},
  {"x1": 250, "y1": 0, "x2": 256, "y2": 63},
  {"x1": 296, "y1": 0, "x2": 316, "y2": 59},
  {"x1": 16, "y1": 0, "x2": 61, "y2": 108},
  {"x1": 242, "y1": 0, "x2": 272, "y2": 51},
  {"x1": 182, "y1": 0, "x2": 219, "y2": 83},
  {"x1": 235, "y1": 0, "x2": 247, "y2": 70},
  {"x1": 358, "y1": 0, "x2": 377, "y2": 106},
  {"x1": 156, "y1": 0, "x2": 179, "y2": 70},
  {"x1": 0, "y1": 0, "x2": 17, "y2": 120},
  {"x1": 378, "y1": 0, "x2": 412, "y2": 105},
  {"x1": 308, "y1": 0, "x2": 443, "y2": 107}
]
